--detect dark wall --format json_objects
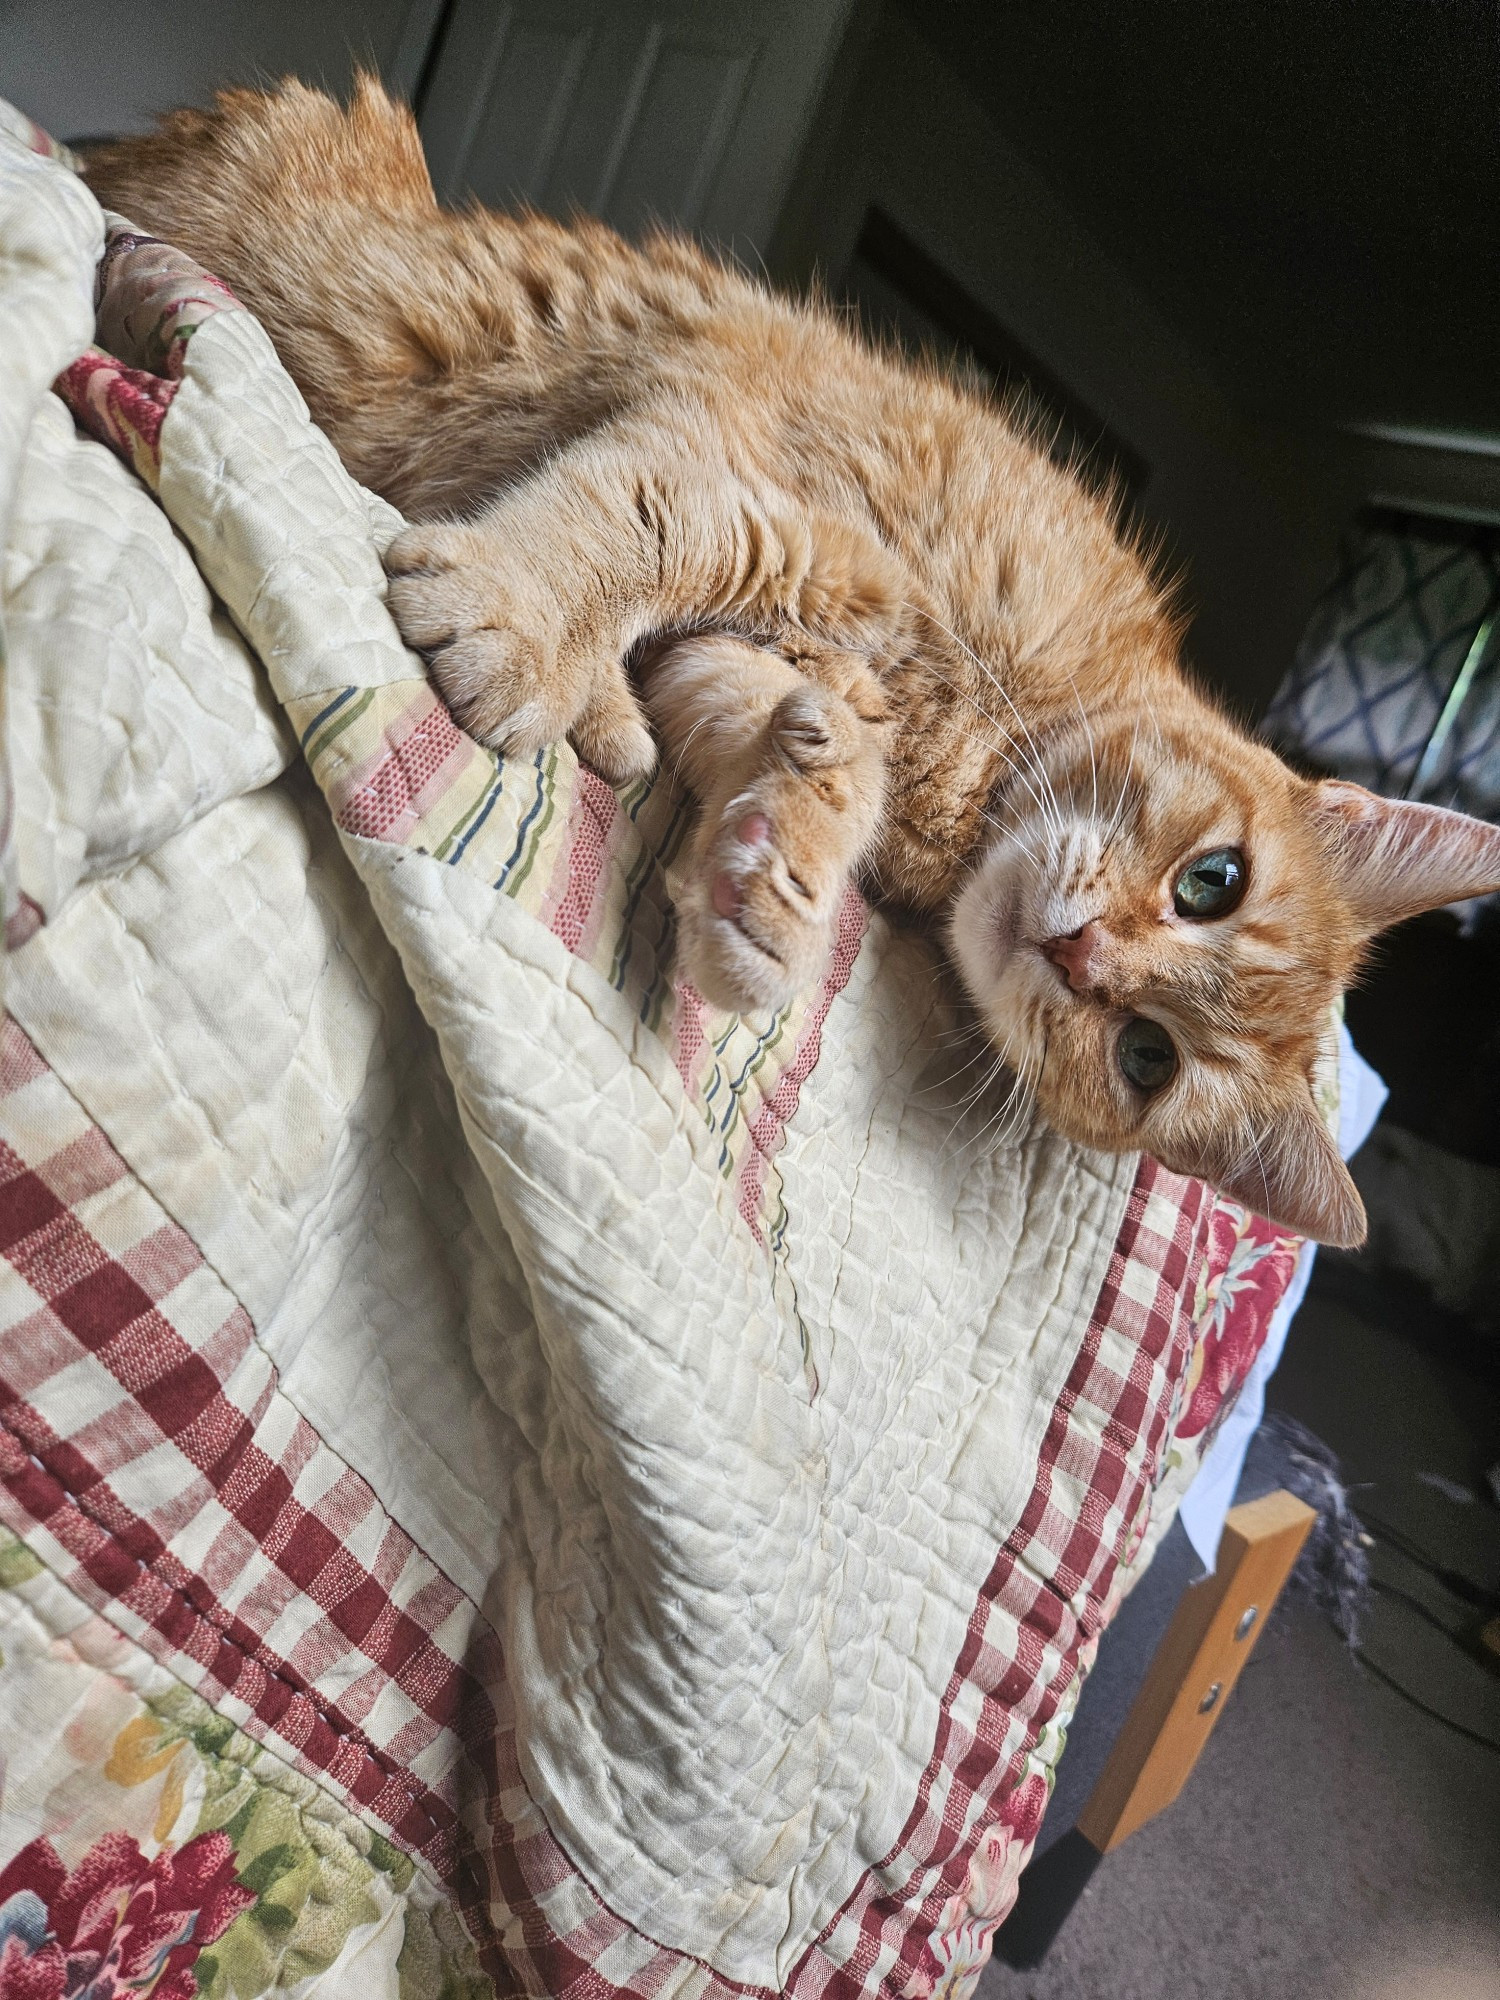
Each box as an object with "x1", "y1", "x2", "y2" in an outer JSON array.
[{"x1": 774, "y1": 7, "x2": 1347, "y2": 714}]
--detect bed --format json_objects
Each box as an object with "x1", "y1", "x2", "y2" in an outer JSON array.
[{"x1": 0, "y1": 107, "x2": 1317, "y2": 2000}]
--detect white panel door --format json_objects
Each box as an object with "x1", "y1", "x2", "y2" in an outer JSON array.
[{"x1": 419, "y1": 0, "x2": 856, "y2": 254}]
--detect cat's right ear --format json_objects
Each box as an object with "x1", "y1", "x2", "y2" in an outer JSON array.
[{"x1": 1309, "y1": 780, "x2": 1500, "y2": 933}]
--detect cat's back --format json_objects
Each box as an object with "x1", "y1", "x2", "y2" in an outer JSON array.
[
  {"x1": 84, "y1": 73, "x2": 1143, "y2": 675},
  {"x1": 84, "y1": 78, "x2": 948, "y2": 409},
  {"x1": 84, "y1": 77, "x2": 802, "y2": 498}
]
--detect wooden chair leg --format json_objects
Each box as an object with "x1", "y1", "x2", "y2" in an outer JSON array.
[{"x1": 1077, "y1": 1488, "x2": 1316, "y2": 1853}]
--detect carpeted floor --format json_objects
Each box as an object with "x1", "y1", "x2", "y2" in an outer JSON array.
[{"x1": 981, "y1": 1270, "x2": 1500, "y2": 2000}]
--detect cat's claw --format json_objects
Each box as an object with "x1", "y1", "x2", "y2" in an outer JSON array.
[
  {"x1": 384, "y1": 522, "x2": 656, "y2": 784},
  {"x1": 684, "y1": 810, "x2": 826, "y2": 1012}
]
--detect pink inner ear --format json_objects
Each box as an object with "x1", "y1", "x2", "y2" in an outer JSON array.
[{"x1": 1310, "y1": 779, "x2": 1500, "y2": 931}]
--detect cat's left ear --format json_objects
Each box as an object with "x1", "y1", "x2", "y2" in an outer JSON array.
[
  {"x1": 1309, "y1": 779, "x2": 1500, "y2": 933},
  {"x1": 1165, "y1": 1089, "x2": 1366, "y2": 1247}
]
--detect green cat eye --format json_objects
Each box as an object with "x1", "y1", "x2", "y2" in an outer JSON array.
[
  {"x1": 1117, "y1": 1016, "x2": 1178, "y2": 1093},
  {"x1": 1173, "y1": 847, "x2": 1246, "y2": 920}
]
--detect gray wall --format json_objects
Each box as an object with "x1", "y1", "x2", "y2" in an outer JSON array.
[{"x1": 0, "y1": 0, "x2": 442, "y2": 140}]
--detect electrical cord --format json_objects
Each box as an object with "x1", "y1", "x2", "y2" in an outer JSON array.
[
  {"x1": 1368, "y1": 1576, "x2": 1468, "y2": 1643},
  {"x1": 1350, "y1": 1645, "x2": 1500, "y2": 1757},
  {"x1": 1348, "y1": 1561, "x2": 1500, "y2": 1757},
  {"x1": 1310, "y1": 1509, "x2": 1500, "y2": 1753},
  {"x1": 1357, "y1": 1509, "x2": 1499, "y2": 1613}
]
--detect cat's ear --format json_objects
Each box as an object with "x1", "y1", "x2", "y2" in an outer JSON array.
[
  {"x1": 1309, "y1": 779, "x2": 1500, "y2": 933},
  {"x1": 1168, "y1": 1090, "x2": 1366, "y2": 1247}
]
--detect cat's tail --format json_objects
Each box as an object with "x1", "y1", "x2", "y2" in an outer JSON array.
[
  {"x1": 80, "y1": 77, "x2": 536, "y2": 509},
  {"x1": 83, "y1": 72, "x2": 438, "y2": 256}
]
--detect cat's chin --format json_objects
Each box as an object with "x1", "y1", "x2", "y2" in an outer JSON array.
[{"x1": 945, "y1": 863, "x2": 1065, "y2": 1081}]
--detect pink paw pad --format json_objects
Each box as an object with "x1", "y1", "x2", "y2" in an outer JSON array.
[{"x1": 712, "y1": 814, "x2": 774, "y2": 921}]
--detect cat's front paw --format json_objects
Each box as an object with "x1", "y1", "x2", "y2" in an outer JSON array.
[
  {"x1": 384, "y1": 522, "x2": 656, "y2": 783},
  {"x1": 676, "y1": 685, "x2": 884, "y2": 1013}
]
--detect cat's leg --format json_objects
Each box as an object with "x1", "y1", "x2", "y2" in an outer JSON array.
[
  {"x1": 640, "y1": 634, "x2": 889, "y2": 1012},
  {"x1": 384, "y1": 430, "x2": 908, "y2": 785}
]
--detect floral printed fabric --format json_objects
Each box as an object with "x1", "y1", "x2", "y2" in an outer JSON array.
[
  {"x1": 91, "y1": 230, "x2": 240, "y2": 382},
  {"x1": 0, "y1": 1830, "x2": 252, "y2": 2000},
  {"x1": 51, "y1": 349, "x2": 177, "y2": 489},
  {"x1": 0, "y1": 1532, "x2": 493, "y2": 2000},
  {"x1": 53, "y1": 224, "x2": 241, "y2": 485},
  {"x1": 900, "y1": 1773, "x2": 1051, "y2": 2000},
  {"x1": 1178, "y1": 1202, "x2": 1302, "y2": 1447},
  {"x1": 1108, "y1": 1200, "x2": 1305, "y2": 1597}
]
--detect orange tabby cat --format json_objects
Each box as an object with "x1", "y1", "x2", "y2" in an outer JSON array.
[{"x1": 84, "y1": 78, "x2": 1500, "y2": 1246}]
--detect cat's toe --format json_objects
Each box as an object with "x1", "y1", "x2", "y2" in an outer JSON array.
[
  {"x1": 383, "y1": 526, "x2": 475, "y2": 645},
  {"x1": 769, "y1": 684, "x2": 864, "y2": 771},
  {"x1": 384, "y1": 523, "x2": 534, "y2": 660},
  {"x1": 385, "y1": 572, "x2": 493, "y2": 659},
  {"x1": 384, "y1": 521, "x2": 462, "y2": 577},
  {"x1": 385, "y1": 527, "x2": 655, "y2": 777},
  {"x1": 570, "y1": 666, "x2": 658, "y2": 785},
  {"x1": 678, "y1": 804, "x2": 843, "y2": 1014},
  {"x1": 672, "y1": 681, "x2": 885, "y2": 1012},
  {"x1": 426, "y1": 628, "x2": 569, "y2": 755}
]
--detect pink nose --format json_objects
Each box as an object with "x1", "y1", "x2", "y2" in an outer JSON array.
[{"x1": 1041, "y1": 921, "x2": 1102, "y2": 992}]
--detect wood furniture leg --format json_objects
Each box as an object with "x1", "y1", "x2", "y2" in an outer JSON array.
[
  {"x1": 996, "y1": 1489, "x2": 1315, "y2": 1971},
  {"x1": 1077, "y1": 1488, "x2": 1316, "y2": 1851}
]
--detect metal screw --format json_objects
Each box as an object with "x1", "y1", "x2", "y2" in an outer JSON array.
[
  {"x1": 1198, "y1": 1681, "x2": 1223, "y2": 1715},
  {"x1": 1234, "y1": 1606, "x2": 1259, "y2": 1641}
]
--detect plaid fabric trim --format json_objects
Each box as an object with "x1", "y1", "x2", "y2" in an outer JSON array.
[
  {"x1": 0, "y1": 1013, "x2": 1212, "y2": 1999},
  {"x1": 789, "y1": 1161, "x2": 1211, "y2": 1999},
  {"x1": 0, "y1": 1023, "x2": 500, "y2": 1941}
]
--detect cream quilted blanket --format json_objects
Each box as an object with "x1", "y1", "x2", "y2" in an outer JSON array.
[{"x1": 0, "y1": 110, "x2": 1241, "y2": 2000}]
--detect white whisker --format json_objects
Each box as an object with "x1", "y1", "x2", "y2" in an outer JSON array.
[
  {"x1": 915, "y1": 653, "x2": 1063, "y2": 837},
  {"x1": 666, "y1": 711, "x2": 716, "y2": 789},
  {"x1": 919, "y1": 606, "x2": 1068, "y2": 839}
]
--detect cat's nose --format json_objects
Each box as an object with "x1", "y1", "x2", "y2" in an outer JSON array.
[{"x1": 1041, "y1": 921, "x2": 1103, "y2": 992}]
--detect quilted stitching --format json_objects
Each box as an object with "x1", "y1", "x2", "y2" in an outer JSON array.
[
  {"x1": 0, "y1": 125, "x2": 1305, "y2": 1999},
  {"x1": 0, "y1": 1015, "x2": 1202, "y2": 2000}
]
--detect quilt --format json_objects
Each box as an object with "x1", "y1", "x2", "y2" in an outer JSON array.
[{"x1": 0, "y1": 108, "x2": 1309, "y2": 2000}]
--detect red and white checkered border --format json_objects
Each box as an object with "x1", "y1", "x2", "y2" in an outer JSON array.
[{"x1": 0, "y1": 1013, "x2": 1212, "y2": 1998}]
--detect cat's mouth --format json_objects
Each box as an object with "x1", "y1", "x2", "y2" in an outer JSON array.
[{"x1": 990, "y1": 905, "x2": 1088, "y2": 1014}]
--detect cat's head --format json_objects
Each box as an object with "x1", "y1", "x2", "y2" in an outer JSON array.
[{"x1": 948, "y1": 705, "x2": 1500, "y2": 1245}]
